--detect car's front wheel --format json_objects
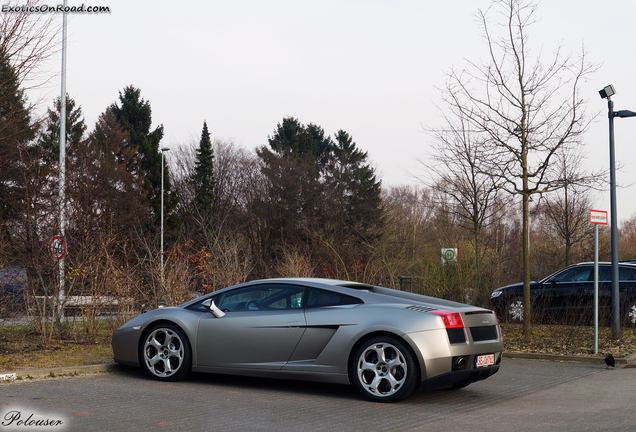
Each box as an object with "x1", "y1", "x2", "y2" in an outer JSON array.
[
  {"x1": 352, "y1": 336, "x2": 419, "y2": 402},
  {"x1": 505, "y1": 297, "x2": 524, "y2": 322},
  {"x1": 140, "y1": 323, "x2": 191, "y2": 381}
]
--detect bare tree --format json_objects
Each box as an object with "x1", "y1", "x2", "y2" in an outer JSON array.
[
  {"x1": 536, "y1": 148, "x2": 598, "y2": 267},
  {"x1": 421, "y1": 112, "x2": 510, "y2": 283},
  {"x1": 0, "y1": 0, "x2": 59, "y2": 91},
  {"x1": 443, "y1": 0, "x2": 599, "y2": 333},
  {"x1": 170, "y1": 138, "x2": 257, "y2": 288}
]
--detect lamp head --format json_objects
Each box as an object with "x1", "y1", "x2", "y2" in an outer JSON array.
[{"x1": 599, "y1": 84, "x2": 616, "y2": 99}]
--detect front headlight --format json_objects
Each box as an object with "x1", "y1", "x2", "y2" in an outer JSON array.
[{"x1": 490, "y1": 291, "x2": 502, "y2": 299}]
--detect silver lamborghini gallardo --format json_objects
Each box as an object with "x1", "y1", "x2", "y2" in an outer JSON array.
[{"x1": 112, "y1": 278, "x2": 503, "y2": 402}]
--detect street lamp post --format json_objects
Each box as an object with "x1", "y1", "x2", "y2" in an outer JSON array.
[
  {"x1": 160, "y1": 147, "x2": 170, "y2": 288},
  {"x1": 58, "y1": 1, "x2": 68, "y2": 319},
  {"x1": 599, "y1": 84, "x2": 636, "y2": 339}
]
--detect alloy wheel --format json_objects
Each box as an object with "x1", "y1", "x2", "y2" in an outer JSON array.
[{"x1": 142, "y1": 327, "x2": 186, "y2": 379}]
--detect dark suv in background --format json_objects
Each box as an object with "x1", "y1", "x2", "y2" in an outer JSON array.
[
  {"x1": 0, "y1": 266, "x2": 27, "y2": 316},
  {"x1": 490, "y1": 262, "x2": 636, "y2": 325}
]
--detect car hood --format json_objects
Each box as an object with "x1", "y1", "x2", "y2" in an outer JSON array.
[{"x1": 493, "y1": 281, "x2": 542, "y2": 293}]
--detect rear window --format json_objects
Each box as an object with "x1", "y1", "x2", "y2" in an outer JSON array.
[{"x1": 305, "y1": 288, "x2": 362, "y2": 308}]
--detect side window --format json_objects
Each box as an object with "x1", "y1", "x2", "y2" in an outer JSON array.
[
  {"x1": 619, "y1": 267, "x2": 636, "y2": 281},
  {"x1": 597, "y1": 267, "x2": 611, "y2": 282},
  {"x1": 305, "y1": 288, "x2": 362, "y2": 308},
  {"x1": 554, "y1": 267, "x2": 592, "y2": 282},
  {"x1": 218, "y1": 285, "x2": 304, "y2": 312}
]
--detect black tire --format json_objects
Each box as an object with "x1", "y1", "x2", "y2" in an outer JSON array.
[
  {"x1": 139, "y1": 323, "x2": 191, "y2": 381},
  {"x1": 351, "y1": 336, "x2": 419, "y2": 402}
]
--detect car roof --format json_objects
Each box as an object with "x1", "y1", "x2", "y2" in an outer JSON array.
[
  {"x1": 260, "y1": 277, "x2": 375, "y2": 288},
  {"x1": 180, "y1": 277, "x2": 480, "y2": 312}
]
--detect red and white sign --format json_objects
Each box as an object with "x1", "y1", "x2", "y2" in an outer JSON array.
[
  {"x1": 589, "y1": 210, "x2": 608, "y2": 225},
  {"x1": 48, "y1": 235, "x2": 67, "y2": 260}
]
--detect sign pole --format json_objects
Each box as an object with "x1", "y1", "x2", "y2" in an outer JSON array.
[
  {"x1": 589, "y1": 209, "x2": 608, "y2": 354},
  {"x1": 594, "y1": 224, "x2": 599, "y2": 354}
]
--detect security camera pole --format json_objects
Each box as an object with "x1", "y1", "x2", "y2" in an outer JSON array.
[{"x1": 599, "y1": 84, "x2": 636, "y2": 339}]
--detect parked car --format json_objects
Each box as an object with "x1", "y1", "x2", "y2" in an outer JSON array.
[
  {"x1": 113, "y1": 278, "x2": 503, "y2": 402},
  {"x1": 490, "y1": 262, "x2": 636, "y2": 324},
  {"x1": 0, "y1": 267, "x2": 27, "y2": 315}
]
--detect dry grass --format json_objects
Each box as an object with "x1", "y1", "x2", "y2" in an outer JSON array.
[
  {"x1": 501, "y1": 323, "x2": 636, "y2": 358},
  {"x1": 2, "y1": 322, "x2": 636, "y2": 373},
  {"x1": 0, "y1": 322, "x2": 114, "y2": 372}
]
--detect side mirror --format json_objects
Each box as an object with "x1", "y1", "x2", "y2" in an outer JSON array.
[{"x1": 202, "y1": 299, "x2": 225, "y2": 318}]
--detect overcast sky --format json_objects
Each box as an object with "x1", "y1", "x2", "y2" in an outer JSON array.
[{"x1": 29, "y1": 0, "x2": 636, "y2": 224}]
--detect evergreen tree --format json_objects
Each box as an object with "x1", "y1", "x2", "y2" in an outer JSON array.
[
  {"x1": 110, "y1": 86, "x2": 175, "y2": 221},
  {"x1": 78, "y1": 108, "x2": 148, "y2": 234},
  {"x1": 0, "y1": 51, "x2": 35, "y2": 248},
  {"x1": 325, "y1": 130, "x2": 383, "y2": 241},
  {"x1": 254, "y1": 117, "x2": 383, "y2": 269},
  {"x1": 193, "y1": 121, "x2": 215, "y2": 211},
  {"x1": 256, "y1": 118, "x2": 331, "y2": 249},
  {"x1": 37, "y1": 95, "x2": 87, "y2": 164}
]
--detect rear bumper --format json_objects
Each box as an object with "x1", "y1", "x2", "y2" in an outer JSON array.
[{"x1": 421, "y1": 364, "x2": 500, "y2": 391}]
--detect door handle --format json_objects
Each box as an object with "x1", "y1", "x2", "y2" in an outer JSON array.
[{"x1": 287, "y1": 321, "x2": 304, "y2": 328}]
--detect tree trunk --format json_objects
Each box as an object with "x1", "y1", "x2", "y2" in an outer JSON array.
[{"x1": 523, "y1": 194, "x2": 532, "y2": 335}]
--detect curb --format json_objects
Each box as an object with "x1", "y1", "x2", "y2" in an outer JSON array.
[
  {"x1": 503, "y1": 350, "x2": 636, "y2": 366},
  {"x1": 3, "y1": 350, "x2": 636, "y2": 382},
  {"x1": 0, "y1": 363, "x2": 124, "y2": 381}
]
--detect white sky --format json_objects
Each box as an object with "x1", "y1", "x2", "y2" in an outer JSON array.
[{"x1": 28, "y1": 0, "x2": 636, "y2": 224}]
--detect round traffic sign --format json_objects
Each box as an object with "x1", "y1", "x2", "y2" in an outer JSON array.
[{"x1": 48, "y1": 235, "x2": 67, "y2": 260}]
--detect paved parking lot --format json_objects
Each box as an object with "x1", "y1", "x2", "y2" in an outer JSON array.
[{"x1": 1, "y1": 359, "x2": 634, "y2": 431}]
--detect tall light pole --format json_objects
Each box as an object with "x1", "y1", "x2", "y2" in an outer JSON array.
[
  {"x1": 58, "y1": 1, "x2": 68, "y2": 319},
  {"x1": 599, "y1": 84, "x2": 636, "y2": 339},
  {"x1": 160, "y1": 147, "x2": 170, "y2": 288}
]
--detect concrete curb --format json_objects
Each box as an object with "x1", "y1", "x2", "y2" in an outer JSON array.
[
  {"x1": 0, "y1": 363, "x2": 124, "y2": 381},
  {"x1": 503, "y1": 350, "x2": 636, "y2": 365},
  {"x1": 3, "y1": 349, "x2": 635, "y2": 381}
]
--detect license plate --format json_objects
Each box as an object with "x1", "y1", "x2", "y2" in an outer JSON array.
[{"x1": 476, "y1": 354, "x2": 495, "y2": 368}]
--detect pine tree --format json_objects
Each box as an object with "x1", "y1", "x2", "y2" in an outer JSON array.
[
  {"x1": 193, "y1": 121, "x2": 215, "y2": 211},
  {"x1": 110, "y1": 86, "x2": 175, "y2": 221},
  {"x1": 326, "y1": 130, "x2": 383, "y2": 241},
  {"x1": 37, "y1": 95, "x2": 87, "y2": 164},
  {"x1": 0, "y1": 51, "x2": 36, "y2": 248}
]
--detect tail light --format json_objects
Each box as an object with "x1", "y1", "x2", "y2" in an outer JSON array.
[{"x1": 430, "y1": 310, "x2": 464, "y2": 329}]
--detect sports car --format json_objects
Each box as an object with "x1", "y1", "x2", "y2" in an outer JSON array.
[{"x1": 112, "y1": 278, "x2": 503, "y2": 402}]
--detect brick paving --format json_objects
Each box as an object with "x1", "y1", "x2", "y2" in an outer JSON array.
[{"x1": 1, "y1": 359, "x2": 633, "y2": 431}]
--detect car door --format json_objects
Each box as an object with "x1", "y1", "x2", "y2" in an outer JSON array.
[
  {"x1": 282, "y1": 288, "x2": 363, "y2": 375},
  {"x1": 548, "y1": 265, "x2": 594, "y2": 319},
  {"x1": 196, "y1": 284, "x2": 306, "y2": 370}
]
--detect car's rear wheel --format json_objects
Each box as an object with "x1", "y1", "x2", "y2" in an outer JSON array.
[
  {"x1": 352, "y1": 336, "x2": 419, "y2": 402},
  {"x1": 140, "y1": 323, "x2": 191, "y2": 381}
]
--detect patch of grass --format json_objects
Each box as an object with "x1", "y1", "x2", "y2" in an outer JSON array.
[
  {"x1": 2, "y1": 321, "x2": 636, "y2": 373},
  {"x1": 0, "y1": 321, "x2": 115, "y2": 372},
  {"x1": 501, "y1": 323, "x2": 636, "y2": 358}
]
